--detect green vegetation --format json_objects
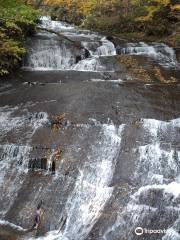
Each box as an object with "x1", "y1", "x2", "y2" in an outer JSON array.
[
  {"x1": 1, "y1": 0, "x2": 179, "y2": 76},
  {"x1": 37, "y1": 0, "x2": 180, "y2": 47},
  {"x1": 0, "y1": 0, "x2": 38, "y2": 76}
]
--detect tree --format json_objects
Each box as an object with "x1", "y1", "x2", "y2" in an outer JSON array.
[{"x1": 0, "y1": 0, "x2": 38, "y2": 76}]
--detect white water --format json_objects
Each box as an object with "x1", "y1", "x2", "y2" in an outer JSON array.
[
  {"x1": 0, "y1": 105, "x2": 49, "y2": 217},
  {"x1": 103, "y1": 117, "x2": 180, "y2": 240},
  {"x1": 39, "y1": 16, "x2": 75, "y2": 33},
  {"x1": 25, "y1": 39, "x2": 77, "y2": 70},
  {"x1": 89, "y1": 78, "x2": 123, "y2": 83},
  {"x1": 72, "y1": 57, "x2": 105, "y2": 71},
  {"x1": 163, "y1": 228, "x2": 180, "y2": 240},
  {"x1": 23, "y1": 16, "x2": 117, "y2": 72},
  {"x1": 2, "y1": 15, "x2": 180, "y2": 240},
  {"x1": 30, "y1": 123, "x2": 124, "y2": 240},
  {"x1": 135, "y1": 143, "x2": 179, "y2": 184},
  {"x1": 0, "y1": 105, "x2": 49, "y2": 139},
  {"x1": 0, "y1": 144, "x2": 31, "y2": 180},
  {"x1": 135, "y1": 118, "x2": 180, "y2": 184},
  {"x1": 0, "y1": 144, "x2": 32, "y2": 217},
  {"x1": 120, "y1": 42, "x2": 179, "y2": 68},
  {"x1": 0, "y1": 219, "x2": 27, "y2": 232},
  {"x1": 94, "y1": 37, "x2": 117, "y2": 56}
]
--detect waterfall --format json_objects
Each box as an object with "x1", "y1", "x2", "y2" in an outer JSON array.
[
  {"x1": 24, "y1": 39, "x2": 77, "y2": 71},
  {"x1": 39, "y1": 16, "x2": 75, "y2": 32},
  {"x1": 0, "y1": 106, "x2": 49, "y2": 139},
  {"x1": 103, "y1": 118, "x2": 180, "y2": 240},
  {"x1": 1, "y1": 15, "x2": 180, "y2": 240},
  {"x1": 134, "y1": 118, "x2": 180, "y2": 185},
  {"x1": 72, "y1": 57, "x2": 105, "y2": 72},
  {"x1": 163, "y1": 228, "x2": 180, "y2": 240},
  {"x1": 23, "y1": 16, "x2": 117, "y2": 72},
  {"x1": 120, "y1": 42, "x2": 179, "y2": 68},
  {"x1": 23, "y1": 16, "x2": 81, "y2": 71},
  {"x1": 0, "y1": 144, "x2": 32, "y2": 217},
  {"x1": 94, "y1": 37, "x2": 117, "y2": 56},
  {"x1": 0, "y1": 105, "x2": 49, "y2": 217},
  {"x1": 32, "y1": 123, "x2": 124, "y2": 240}
]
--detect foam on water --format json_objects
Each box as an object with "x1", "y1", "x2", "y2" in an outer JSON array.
[
  {"x1": 0, "y1": 106, "x2": 25, "y2": 134},
  {"x1": 103, "y1": 183, "x2": 180, "y2": 240},
  {"x1": 103, "y1": 202, "x2": 157, "y2": 240}
]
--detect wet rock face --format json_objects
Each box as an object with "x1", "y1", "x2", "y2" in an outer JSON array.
[
  {"x1": 117, "y1": 42, "x2": 180, "y2": 69},
  {"x1": 176, "y1": 49, "x2": 180, "y2": 63},
  {"x1": 0, "y1": 16, "x2": 180, "y2": 240},
  {"x1": 23, "y1": 17, "x2": 118, "y2": 72},
  {"x1": 28, "y1": 158, "x2": 47, "y2": 171}
]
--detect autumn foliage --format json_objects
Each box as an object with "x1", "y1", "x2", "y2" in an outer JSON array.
[
  {"x1": 0, "y1": 0, "x2": 38, "y2": 76},
  {"x1": 29, "y1": 0, "x2": 179, "y2": 36}
]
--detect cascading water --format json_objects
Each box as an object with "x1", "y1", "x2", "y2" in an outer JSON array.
[
  {"x1": 0, "y1": 15, "x2": 180, "y2": 240},
  {"x1": 0, "y1": 104, "x2": 49, "y2": 219},
  {"x1": 0, "y1": 105, "x2": 49, "y2": 139},
  {"x1": 119, "y1": 42, "x2": 179, "y2": 68},
  {"x1": 0, "y1": 144, "x2": 32, "y2": 217},
  {"x1": 25, "y1": 39, "x2": 79, "y2": 71},
  {"x1": 94, "y1": 37, "x2": 117, "y2": 56},
  {"x1": 30, "y1": 122, "x2": 124, "y2": 240},
  {"x1": 23, "y1": 16, "x2": 117, "y2": 72},
  {"x1": 103, "y1": 118, "x2": 180, "y2": 240},
  {"x1": 23, "y1": 17, "x2": 179, "y2": 73},
  {"x1": 39, "y1": 16, "x2": 75, "y2": 33}
]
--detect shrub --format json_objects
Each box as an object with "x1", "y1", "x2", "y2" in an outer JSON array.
[{"x1": 0, "y1": 0, "x2": 38, "y2": 76}]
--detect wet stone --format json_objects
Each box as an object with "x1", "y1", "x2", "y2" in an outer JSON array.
[
  {"x1": 0, "y1": 16, "x2": 180, "y2": 240},
  {"x1": 28, "y1": 158, "x2": 47, "y2": 171}
]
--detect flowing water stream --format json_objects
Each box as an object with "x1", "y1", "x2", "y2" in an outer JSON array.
[{"x1": 0, "y1": 16, "x2": 180, "y2": 240}]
